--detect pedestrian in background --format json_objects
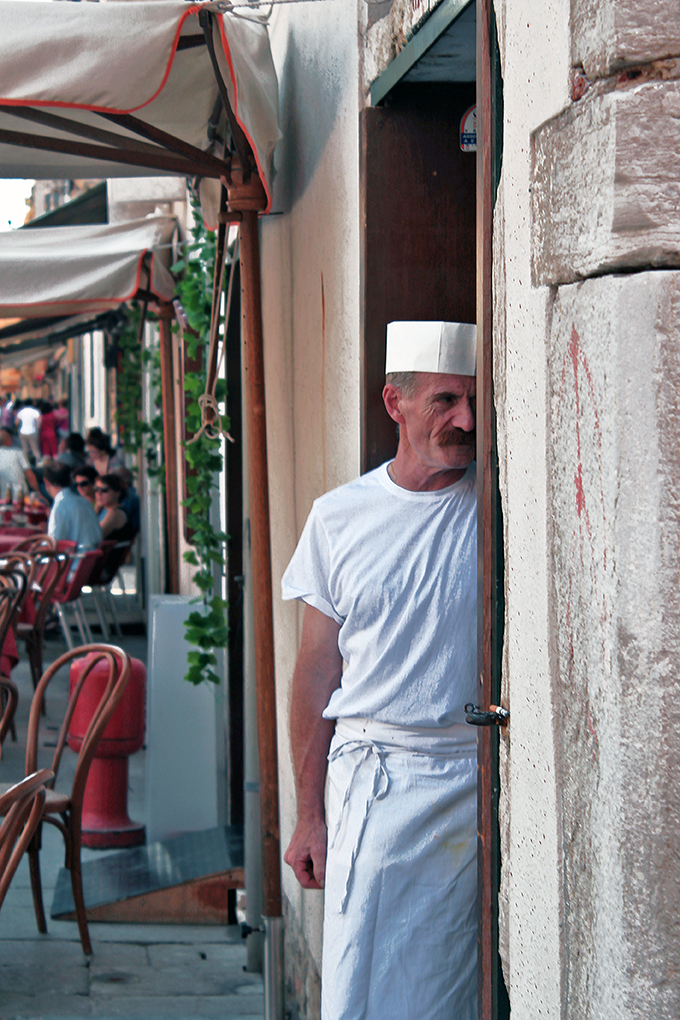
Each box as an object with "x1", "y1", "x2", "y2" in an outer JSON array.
[
  {"x1": 85, "y1": 428, "x2": 120, "y2": 476},
  {"x1": 39, "y1": 400, "x2": 58, "y2": 459},
  {"x1": 15, "y1": 399, "x2": 41, "y2": 465}
]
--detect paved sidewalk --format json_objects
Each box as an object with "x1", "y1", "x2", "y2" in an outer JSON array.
[{"x1": 0, "y1": 627, "x2": 263, "y2": 1020}]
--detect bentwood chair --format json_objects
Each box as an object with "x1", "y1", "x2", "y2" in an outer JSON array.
[
  {"x1": 15, "y1": 550, "x2": 71, "y2": 695},
  {"x1": 0, "y1": 555, "x2": 31, "y2": 744},
  {"x1": 3, "y1": 644, "x2": 131, "y2": 955},
  {"x1": 0, "y1": 769, "x2": 53, "y2": 910},
  {"x1": 10, "y1": 534, "x2": 56, "y2": 555},
  {"x1": 0, "y1": 677, "x2": 18, "y2": 748}
]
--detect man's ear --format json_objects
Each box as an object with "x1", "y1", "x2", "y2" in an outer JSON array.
[{"x1": 382, "y1": 384, "x2": 406, "y2": 425}]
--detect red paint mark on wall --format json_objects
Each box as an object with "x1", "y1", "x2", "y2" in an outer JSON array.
[
  {"x1": 555, "y1": 324, "x2": 612, "y2": 757},
  {"x1": 574, "y1": 465, "x2": 585, "y2": 517}
]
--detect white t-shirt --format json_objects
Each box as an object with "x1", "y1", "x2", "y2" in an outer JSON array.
[
  {"x1": 16, "y1": 407, "x2": 40, "y2": 435},
  {"x1": 48, "y1": 487, "x2": 103, "y2": 552},
  {"x1": 281, "y1": 462, "x2": 477, "y2": 729}
]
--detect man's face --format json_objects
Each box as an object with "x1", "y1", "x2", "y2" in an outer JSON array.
[
  {"x1": 390, "y1": 372, "x2": 476, "y2": 473},
  {"x1": 74, "y1": 475, "x2": 95, "y2": 502}
]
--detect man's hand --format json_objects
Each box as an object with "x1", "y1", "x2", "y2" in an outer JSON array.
[
  {"x1": 286, "y1": 605, "x2": 342, "y2": 891},
  {"x1": 284, "y1": 816, "x2": 328, "y2": 889}
]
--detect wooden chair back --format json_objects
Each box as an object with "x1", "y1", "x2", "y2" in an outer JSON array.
[
  {"x1": 20, "y1": 645, "x2": 130, "y2": 955},
  {"x1": 0, "y1": 554, "x2": 29, "y2": 645},
  {"x1": 10, "y1": 535, "x2": 56, "y2": 555},
  {"x1": 25, "y1": 645, "x2": 131, "y2": 816},
  {"x1": 0, "y1": 769, "x2": 53, "y2": 908},
  {"x1": 0, "y1": 677, "x2": 18, "y2": 748}
]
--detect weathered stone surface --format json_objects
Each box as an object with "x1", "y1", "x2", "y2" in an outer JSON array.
[
  {"x1": 532, "y1": 79, "x2": 680, "y2": 285},
  {"x1": 283, "y1": 895, "x2": 321, "y2": 1020},
  {"x1": 548, "y1": 271, "x2": 680, "y2": 1019},
  {"x1": 572, "y1": 0, "x2": 680, "y2": 79}
]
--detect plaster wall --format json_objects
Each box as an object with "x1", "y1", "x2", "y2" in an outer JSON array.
[
  {"x1": 260, "y1": 0, "x2": 362, "y2": 1003},
  {"x1": 493, "y1": 0, "x2": 571, "y2": 1015}
]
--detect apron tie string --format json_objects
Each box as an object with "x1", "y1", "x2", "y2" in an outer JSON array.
[{"x1": 327, "y1": 739, "x2": 389, "y2": 912}]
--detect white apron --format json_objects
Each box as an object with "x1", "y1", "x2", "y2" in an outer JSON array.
[{"x1": 321, "y1": 718, "x2": 478, "y2": 1020}]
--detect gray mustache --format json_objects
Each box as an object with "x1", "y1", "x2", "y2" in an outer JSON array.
[{"x1": 439, "y1": 429, "x2": 476, "y2": 448}]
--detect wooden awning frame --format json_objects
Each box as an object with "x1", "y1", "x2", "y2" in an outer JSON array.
[{"x1": 0, "y1": 0, "x2": 282, "y2": 955}]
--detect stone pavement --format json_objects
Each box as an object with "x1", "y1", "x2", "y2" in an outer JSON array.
[{"x1": 0, "y1": 621, "x2": 263, "y2": 1020}]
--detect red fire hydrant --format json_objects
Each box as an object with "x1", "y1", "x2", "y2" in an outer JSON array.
[{"x1": 68, "y1": 653, "x2": 146, "y2": 848}]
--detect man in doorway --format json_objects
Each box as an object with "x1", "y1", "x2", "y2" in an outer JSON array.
[
  {"x1": 282, "y1": 321, "x2": 478, "y2": 1020},
  {"x1": 44, "y1": 461, "x2": 102, "y2": 552}
]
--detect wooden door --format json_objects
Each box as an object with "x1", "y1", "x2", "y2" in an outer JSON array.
[
  {"x1": 361, "y1": 59, "x2": 509, "y2": 1019},
  {"x1": 361, "y1": 80, "x2": 476, "y2": 471}
]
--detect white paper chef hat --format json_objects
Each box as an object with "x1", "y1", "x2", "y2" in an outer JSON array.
[{"x1": 385, "y1": 321, "x2": 477, "y2": 376}]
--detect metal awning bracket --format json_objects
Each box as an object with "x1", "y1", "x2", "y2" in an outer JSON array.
[{"x1": 199, "y1": 7, "x2": 254, "y2": 183}]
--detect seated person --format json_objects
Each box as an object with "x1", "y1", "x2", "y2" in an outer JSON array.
[
  {"x1": 15, "y1": 399, "x2": 41, "y2": 465},
  {"x1": 0, "y1": 428, "x2": 38, "y2": 499},
  {"x1": 85, "y1": 428, "x2": 120, "y2": 476},
  {"x1": 94, "y1": 474, "x2": 135, "y2": 542},
  {"x1": 56, "y1": 432, "x2": 88, "y2": 472},
  {"x1": 111, "y1": 467, "x2": 141, "y2": 536},
  {"x1": 71, "y1": 465, "x2": 97, "y2": 506},
  {"x1": 44, "y1": 461, "x2": 102, "y2": 552}
]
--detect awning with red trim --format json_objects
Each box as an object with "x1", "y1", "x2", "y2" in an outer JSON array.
[
  {"x1": 0, "y1": 0, "x2": 280, "y2": 213},
  {"x1": 0, "y1": 216, "x2": 176, "y2": 317}
]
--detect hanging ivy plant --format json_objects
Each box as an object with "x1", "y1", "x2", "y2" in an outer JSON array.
[
  {"x1": 114, "y1": 302, "x2": 164, "y2": 480},
  {"x1": 172, "y1": 202, "x2": 230, "y2": 686}
]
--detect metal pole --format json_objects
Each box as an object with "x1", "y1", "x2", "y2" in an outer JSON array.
[
  {"x1": 243, "y1": 413, "x2": 264, "y2": 973},
  {"x1": 238, "y1": 209, "x2": 283, "y2": 1018},
  {"x1": 263, "y1": 915, "x2": 284, "y2": 1019},
  {"x1": 158, "y1": 303, "x2": 180, "y2": 595}
]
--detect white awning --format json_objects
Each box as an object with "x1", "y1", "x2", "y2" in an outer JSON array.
[
  {"x1": 0, "y1": 0, "x2": 280, "y2": 211},
  {"x1": 0, "y1": 216, "x2": 176, "y2": 317}
]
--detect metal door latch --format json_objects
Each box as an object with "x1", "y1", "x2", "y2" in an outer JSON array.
[{"x1": 464, "y1": 703, "x2": 509, "y2": 727}]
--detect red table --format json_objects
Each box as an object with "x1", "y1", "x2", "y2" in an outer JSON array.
[{"x1": 0, "y1": 531, "x2": 44, "y2": 556}]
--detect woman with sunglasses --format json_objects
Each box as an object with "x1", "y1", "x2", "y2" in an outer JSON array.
[{"x1": 94, "y1": 474, "x2": 134, "y2": 541}]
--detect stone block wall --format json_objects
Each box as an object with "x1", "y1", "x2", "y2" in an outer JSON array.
[
  {"x1": 532, "y1": 77, "x2": 680, "y2": 285},
  {"x1": 571, "y1": 0, "x2": 680, "y2": 77},
  {"x1": 528, "y1": 2, "x2": 680, "y2": 1015},
  {"x1": 547, "y1": 274, "x2": 680, "y2": 1018}
]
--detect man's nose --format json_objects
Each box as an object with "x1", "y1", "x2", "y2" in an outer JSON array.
[{"x1": 452, "y1": 397, "x2": 475, "y2": 432}]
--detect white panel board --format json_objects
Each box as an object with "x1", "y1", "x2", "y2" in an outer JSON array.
[{"x1": 146, "y1": 594, "x2": 221, "y2": 843}]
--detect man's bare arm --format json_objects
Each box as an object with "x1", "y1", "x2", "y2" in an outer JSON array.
[{"x1": 284, "y1": 604, "x2": 342, "y2": 890}]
